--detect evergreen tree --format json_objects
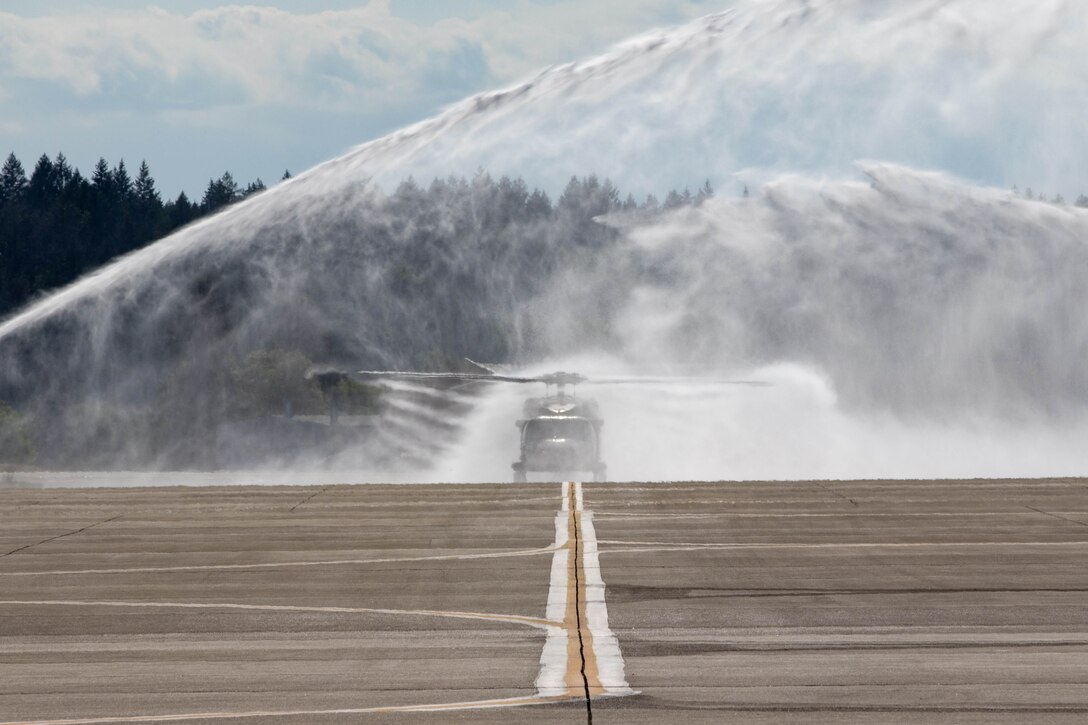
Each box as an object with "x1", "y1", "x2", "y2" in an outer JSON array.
[
  {"x1": 202, "y1": 172, "x2": 239, "y2": 212},
  {"x1": 53, "y1": 153, "x2": 75, "y2": 187},
  {"x1": 168, "y1": 191, "x2": 197, "y2": 228},
  {"x1": 134, "y1": 161, "x2": 161, "y2": 206},
  {"x1": 112, "y1": 160, "x2": 133, "y2": 200},
  {"x1": 92, "y1": 158, "x2": 113, "y2": 195},
  {"x1": 0, "y1": 153, "x2": 28, "y2": 203},
  {"x1": 695, "y1": 179, "x2": 714, "y2": 205},
  {"x1": 244, "y1": 178, "x2": 266, "y2": 196},
  {"x1": 526, "y1": 189, "x2": 552, "y2": 218},
  {"x1": 27, "y1": 154, "x2": 59, "y2": 207},
  {"x1": 1075, "y1": 194, "x2": 1088, "y2": 208},
  {"x1": 663, "y1": 189, "x2": 685, "y2": 209}
]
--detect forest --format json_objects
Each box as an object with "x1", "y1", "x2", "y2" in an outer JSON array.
[
  {"x1": 0, "y1": 151, "x2": 723, "y2": 321},
  {"x1": 0, "y1": 152, "x2": 274, "y2": 318},
  {"x1": 0, "y1": 152, "x2": 716, "y2": 468}
]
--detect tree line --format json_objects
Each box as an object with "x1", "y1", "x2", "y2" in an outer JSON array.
[
  {"x1": 0, "y1": 159, "x2": 720, "y2": 467},
  {"x1": 0, "y1": 151, "x2": 283, "y2": 318},
  {"x1": 1012, "y1": 186, "x2": 1088, "y2": 207},
  {"x1": 0, "y1": 151, "x2": 719, "y2": 322}
]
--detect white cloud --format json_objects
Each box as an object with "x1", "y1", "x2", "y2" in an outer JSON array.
[{"x1": 0, "y1": 1, "x2": 723, "y2": 113}]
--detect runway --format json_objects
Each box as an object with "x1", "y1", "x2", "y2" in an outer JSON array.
[{"x1": 2, "y1": 479, "x2": 1087, "y2": 723}]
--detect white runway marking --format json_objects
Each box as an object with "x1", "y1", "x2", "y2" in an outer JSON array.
[
  {"x1": 0, "y1": 694, "x2": 577, "y2": 724},
  {"x1": 592, "y1": 511, "x2": 1070, "y2": 519},
  {"x1": 596, "y1": 539, "x2": 1088, "y2": 554},
  {"x1": 536, "y1": 481, "x2": 633, "y2": 700},
  {"x1": 0, "y1": 482, "x2": 638, "y2": 723},
  {"x1": 0, "y1": 546, "x2": 558, "y2": 577},
  {"x1": 0, "y1": 599, "x2": 560, "y2": 631},
  {"x1": 0, "y1": 483, "x2": 637, "y2": 724}
]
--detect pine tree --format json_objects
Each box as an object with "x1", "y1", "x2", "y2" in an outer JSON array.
[
  {"x1": 1075, "y1": 194, "x2": 1088, "y2": 208},
  {"x1": 112, "y1": 160, "x2": 133, "y2": 200},
  {"x1": 134, "y1": 160, "x2": 161, "y2": 206},
  {"x1": 168, "y1": 191, "x2": 197, "y2": 228},
  {"x1": 92, "y1": 158, "x2": 113, "y2": 195},
  {"x1": 27, "y1": 154, "x2": 59, "y2": 207},
  {"x1": 695, "y1": 179, "x2": 714, "y2": 205},
  {"x1": 0, "y1": 153, "x2": 28, "y2": 203},
  {"x1": 53, "y1": 153, "x2": 75, "y2": 187},
  {"x1": 201, "y1": 172, "x2": 239, "y2": 213},
  {"x1": 244, "y1": 178, "x2": 266, "y2": 197}
]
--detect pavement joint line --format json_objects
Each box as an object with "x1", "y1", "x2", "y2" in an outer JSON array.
[
  {"x1": 1, "y1": 482, "x2": 638, "y2": 724},
  {"x1": 535, "y1": 482, "x2": 635, "y2": 711},
  {"x1": 1024, "y1": 505, "x2": 1088, "y2": 529},
  {"x1": 570, "y1": 483, "x2": 594, "y2": 723},
  {"x1": 0, "y1": 515, "x2": 121, "y2": 558},
  {"x1": 0, "y1": 545, "x2": 560, "y2": 577},
  {"x1": 812, "y1": 481, "x2": 859, "y2": 507},
  {"x1": 287, "y1": 486, "x2": 327, "y2": 512}
]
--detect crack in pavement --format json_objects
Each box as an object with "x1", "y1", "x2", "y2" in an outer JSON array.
[
  {"x1": 813, "y1": 482, "x2": 859, "y2": 507},
  {"x1": 1, "y1": 515, "x2": 121, "y2": 558},
  {"x1": 570, "y1": 485, "x2": 594, "y2": 724},
  {"x1": 288, "y1": 486, "x2": 327, "y2": 512},
  {"x1": 1025, "y1": 505, "x2": 1088, "y2": 529}
]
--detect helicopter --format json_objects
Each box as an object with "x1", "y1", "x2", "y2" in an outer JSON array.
[{"x1": 321, "y1": 360, "x2": 764, "y2": 483}]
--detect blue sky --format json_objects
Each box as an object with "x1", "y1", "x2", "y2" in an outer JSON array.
[{"x1": 0, "y1": 1, "x2": 726, "y2": 198}]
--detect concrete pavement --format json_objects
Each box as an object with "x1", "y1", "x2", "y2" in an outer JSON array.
[{"x1": 2, "y1": 479, "x2": 1087, "y2": 723}]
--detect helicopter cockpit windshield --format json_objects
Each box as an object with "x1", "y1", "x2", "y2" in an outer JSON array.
[{"x1": 523, "y1": 417, "x2": 593, "y2": 443}]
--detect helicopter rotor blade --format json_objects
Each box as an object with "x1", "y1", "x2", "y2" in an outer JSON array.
[
  {"x1": 353, "y1": 370, "x2": 542, "y2": 384},
  {"x1": 582, "y1": 376, "x2": 770, "y2": 386}
]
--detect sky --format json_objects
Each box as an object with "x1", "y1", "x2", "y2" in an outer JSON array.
[{"x1": 0, "y1": 0, "x2": 729, "y2": 198}]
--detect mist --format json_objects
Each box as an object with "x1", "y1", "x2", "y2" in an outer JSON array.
[{"x1": 1, "y1": 0, "x2": 1087, "y2": 481}]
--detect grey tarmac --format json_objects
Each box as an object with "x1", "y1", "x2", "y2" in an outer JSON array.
[{"x1": 1, "y1": 478, "x2": 1087, "y2": 724}]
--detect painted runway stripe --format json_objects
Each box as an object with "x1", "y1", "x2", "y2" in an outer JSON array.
[
  {"x1": 597, "y1": 539, "x2": 1088, "y2": 549},
  {"x1": 536, "y1": 481, "x2": 633, "y2": 700},
  {"x1": 592, "y1": 511, "x2": 1075, "y2": 519},
  {"x1": 0, "y1": 546, "x2": 558, "y2": 577},
  {"x1": 0, "y1": 482, "x2": 636, "y2": 724},
  {"x1": 0, "y1": 694, "x2": 578, "y2": 725},
  {"x1": 0, "y1": 599, "x2": 560, "y2": 631}
]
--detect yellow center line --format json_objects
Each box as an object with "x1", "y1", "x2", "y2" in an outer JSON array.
[
  {"x1": 563, "y1": 482, "x2": 604, "y2": 699},
  {"x1": 0, "y1": 482, "x2": 635, "y2": 724}
]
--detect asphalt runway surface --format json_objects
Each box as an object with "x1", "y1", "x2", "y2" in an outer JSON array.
[{"x1": 2, "y1": 478, "x2": 1088, "y2": 724}]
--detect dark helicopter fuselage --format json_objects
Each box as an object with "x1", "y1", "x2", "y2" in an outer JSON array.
[{"x1": 512, "y1": 393, "x2": 606, "y2": 482}]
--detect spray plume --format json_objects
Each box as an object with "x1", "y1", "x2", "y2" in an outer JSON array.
[{"x1": 1, "y1": 0, "x2": 1086, "y2": 479}]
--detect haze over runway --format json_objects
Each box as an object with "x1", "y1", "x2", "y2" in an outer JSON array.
[{"x1": 2, "y1": 478, "x2": 1088, "y2": 723}]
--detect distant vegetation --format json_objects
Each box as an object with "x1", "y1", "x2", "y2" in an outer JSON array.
[
  {"x1": 0, "y1": 153, "x2": 719, "y2": 468},
  {"x1": 0, "y1": 150, "x2": 723, "y2": 323},
  {"x1": 0, "y1": 151, "x2": 281, "y2": 319}
]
